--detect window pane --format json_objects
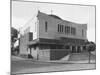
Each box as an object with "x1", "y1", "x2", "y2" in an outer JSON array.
[
  {"x1": 45, "y1": 21, "x2": 47, "y2": 32},
  {"x1": 62, "y1": 25, "x2": 64, "y2": 32},
  {"x1": 71, "y1": 27, "x2": 76, "y2": 35},
  {"x1": 67, "y1": 26, "x2": 70, "y2": 34},
  {"x1": 58, "y1": 24, "x2": 59, "y2": 32}
]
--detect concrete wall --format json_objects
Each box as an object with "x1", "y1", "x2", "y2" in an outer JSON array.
[
  {"x1": 30, "y1": 47, "x2": 50, "y2": 61},
  {"x1": 20, "y1": 33, "x2": 30, "y2": 55},
  {"x1": 31, "y1": 48, "x2": 38, "y2": 59},
  {"x1": 30, "y1": 48, "x2": 70, "y2": 61},
  {"x1": 38, "y1": 12, "x2": 87, "y2": 40},
  {"x1": 38, "y1": 49, "x2": 50, "y2": 61},
  {"x1": 37, "y1": 49, "x2": 69, "y2": 61}
]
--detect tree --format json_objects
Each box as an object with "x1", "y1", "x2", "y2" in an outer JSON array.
[
  {"x1": 86, "y1": 41, "x2": 96, "y2": 63},
  {"x1": 11, "y1": 27, "x2": 19, "y2": 55},
  {"x1": 87, "y1": 41, "x2": 96, "y2": 52}
]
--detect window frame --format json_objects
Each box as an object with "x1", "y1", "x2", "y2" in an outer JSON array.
[{"x1": 45, "y1": 21, "x2": 48, "y2": 32}]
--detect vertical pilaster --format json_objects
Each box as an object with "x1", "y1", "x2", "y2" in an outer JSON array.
[
  {"x1": 70, "y1": 45, "x2": 72, "y2": 52},
  {"x1": 80, "y1": 46, "x2": 83, "y2": 52}
]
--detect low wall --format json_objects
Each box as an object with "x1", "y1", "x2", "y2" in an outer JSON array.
[
  {"x1": 38, "y1": 49, "x2": 50, "y2": 61},
  {"x1": 38, "y1": 49, "x2": 70, "y2": 61},
  {"x1": 50, "y1": 49, "x2": 70, "y2": 60}
]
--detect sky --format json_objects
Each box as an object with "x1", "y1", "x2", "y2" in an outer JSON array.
[{"x1": 12, "y1": 1, "x2": 95, "y2": 42}]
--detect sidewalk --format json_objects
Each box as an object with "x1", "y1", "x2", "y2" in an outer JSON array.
[
  {"x1": 11, "y1": 55, "x2": 96, "y2": 64},
  {"x1": 11, "y1": 55, "x2": 35, "y2": 61},
  {"x1": 36, "y1": 59, "x2": 95, "y2": 64}
]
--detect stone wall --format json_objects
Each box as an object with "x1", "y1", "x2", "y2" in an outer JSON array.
[
  {"x1": 38, "y1": 49, "x2": 50, "y2": 61},
  {"x1": 37, "y1": 49, "x2": 69, "y2": 61}
]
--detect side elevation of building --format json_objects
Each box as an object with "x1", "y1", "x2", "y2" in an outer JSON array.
[{"x1": 19, "y1": 11, "x2": 88, "y2": 60}]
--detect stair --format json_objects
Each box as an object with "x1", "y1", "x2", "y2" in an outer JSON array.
[{"x1": 60, "y1": 55, "x2": 70, "y2": 60}]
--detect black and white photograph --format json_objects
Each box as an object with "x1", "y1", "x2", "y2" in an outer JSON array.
[{"x1": 11, "y1": 0, "x2": 96, "y2": 74}]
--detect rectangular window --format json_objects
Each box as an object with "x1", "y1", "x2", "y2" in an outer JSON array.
[
  {"x1": 45, "y1": 21, "x2": 48, "y2": 32},
  {"x1": 61, "y1": 25, "x2": 64, "y2": 32},
  {"x1": 73, "y1": 28, "x2": 76, "y2": 35},
  {"x1": 58, "y1": 24, "x2": 60, "y2": 32},
  {"x1": 71, "y1": 27, "x2": 76, "y2": 35},
  {"x1": 82, "y1": 29, "x2": 84, "y2": 36},
  {"x1": 59, "y1": 24, "x2": 62, "y2": 32},
  {"x1": 58, "y1": 24, "x2": 64, "y2": 33},
  {"x1": 59, "y1": 25, "x2": 63, "y2": 33},
  {"x1": 67, "y1": 26, "x2": 70, "y2": 34}
]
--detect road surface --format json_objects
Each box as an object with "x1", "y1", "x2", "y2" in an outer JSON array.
[{"x1": 11, "y1": 60, "x2": 96, "y2": 74}]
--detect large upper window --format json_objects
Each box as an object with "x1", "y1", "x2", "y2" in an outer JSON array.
[
  {"x1": 65, "y1": 26, "x2": 67, "y2": 34},
  {"x1": 45, "y1": 21, "x2": 48, "y2": 32},
  {"x1": 66, "y1": 26, "x2": 70, "y2": 34},
  {"x1": 58, "y1": 24, "x2": 64, "y2": 33},
  {"x1": 58, "y1": 24, "x2": 76, "y2": 36},
  {"x1": 59, "y1": 24, "x2": 61, "y2": 32},
  {"x1": 71, "y1": 27, "x2": 76, "y2": 35},
  {"x1": 64, "y1": 26, "x2": 70, "y2": 34},
  {"x1": 61, "y1": 25, "x2": 64, "y2": 32},
  {"x1": 58, "y1": 25, "x2": 71, "y2": 34}
]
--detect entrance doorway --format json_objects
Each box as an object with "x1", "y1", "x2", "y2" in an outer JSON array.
[{"x1": 72, "y1": 46, "x2": 76, "y2": 53}]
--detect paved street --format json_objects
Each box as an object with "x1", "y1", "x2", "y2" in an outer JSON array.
[{"x1": 11, "y1": 60, "x2": 96, "y2": 74}]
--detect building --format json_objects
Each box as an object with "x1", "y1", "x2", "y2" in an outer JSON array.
[{"x1": 19, "y1": 11, "x2": 88, "y2": 60}]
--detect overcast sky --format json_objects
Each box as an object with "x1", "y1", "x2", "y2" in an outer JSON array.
[{"x1": 12, "y1": 1, "x2": 95, "y2": 42}]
